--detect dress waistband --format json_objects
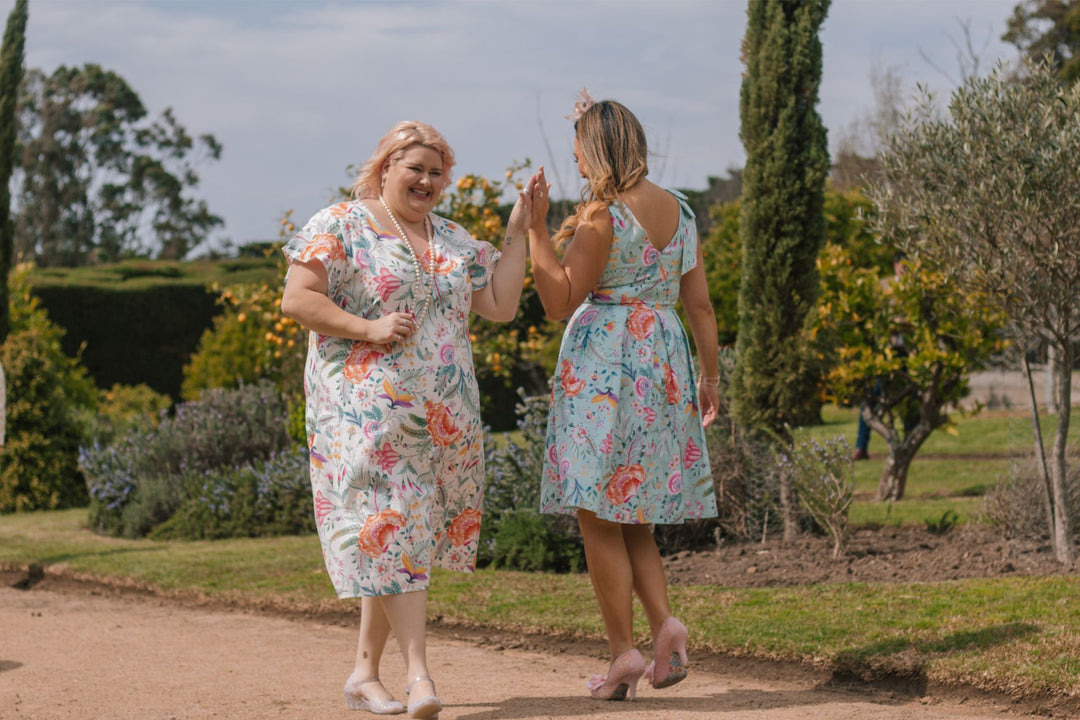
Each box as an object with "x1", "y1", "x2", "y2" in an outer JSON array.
[{"x1": 582, "y1": 298, "x2": 675, "y2": 310}]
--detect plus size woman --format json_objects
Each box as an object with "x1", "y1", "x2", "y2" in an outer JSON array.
[{"x1": 281, "y1": 120, "x2": 532, "y2": 717}]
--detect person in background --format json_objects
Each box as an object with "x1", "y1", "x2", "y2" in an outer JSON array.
[
  {"x1": 281, "y1": 120, "x2": 532, "y2": 718},
  {"x1": 526, "y1": 91, "x2": 720, "y2": 701}
]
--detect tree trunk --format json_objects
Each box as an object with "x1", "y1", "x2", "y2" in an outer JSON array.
[
  {"x1": 1045, "y1": 346, "x2": 1058, "y2": 414},
  {"x1": 1048, "y1": 345, "x2": 1075, "y2": 566},
  {"x1": 876, "y1": 418, "x2": 934, "y2": 501},
  {"x1": 1022, "y1": 351, "x2": 1055, "y2": 539}
]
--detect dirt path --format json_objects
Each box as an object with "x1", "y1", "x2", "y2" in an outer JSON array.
[{"x1": 1, "y1": 576, "x2": 1034, "y2": 720}]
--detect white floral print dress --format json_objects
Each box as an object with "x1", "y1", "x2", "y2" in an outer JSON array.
[
  {"x1": 540, "y1": 190, "x2": 718, "y2": 525},
  {"x1": 284, "y1": 200, "x2": 499, "y2": 598}
]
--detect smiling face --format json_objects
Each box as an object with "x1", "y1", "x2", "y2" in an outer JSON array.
[{"x1": 381, "y1": 144, "x2": 446, "y2": 222}]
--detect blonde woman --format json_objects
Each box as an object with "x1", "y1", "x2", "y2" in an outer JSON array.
[
  {"x1": 282, "y1": 121, "x2": 532, "y2": 717},
  {"x1": 528, "y1": 94, "x2": 720, "y2": 701}
]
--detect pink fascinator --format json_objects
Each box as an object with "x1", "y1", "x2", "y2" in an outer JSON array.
[{"x1": 564, "y1": 87, "x2": 597, "y2": 121}]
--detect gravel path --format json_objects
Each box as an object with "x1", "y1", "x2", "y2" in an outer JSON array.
[{"x1": 0, "y1": 578, "x2": 1030, "y2": 720}]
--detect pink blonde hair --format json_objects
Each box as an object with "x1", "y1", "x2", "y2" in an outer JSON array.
[{"x1": 351, "y1": 120, "x2": 456, "y2": 199}]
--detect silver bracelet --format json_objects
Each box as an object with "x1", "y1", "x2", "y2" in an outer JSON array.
[{"x1": 697, "y1": 376, "x2": 720, "y2": 387}]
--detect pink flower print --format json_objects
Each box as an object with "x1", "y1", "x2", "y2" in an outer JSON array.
[
  {"x1": 374, "y1": 266, "x2": 403, "y2": 301},
  {"x1": 667, "y1": 472, "x2": 683, "y2": 494},
  {"x1": 600, "y1": 432, "x2": 613, "y2": 454},
  {"x1": 314, "y1": 490, "x2": 334, "y2": 524},
  {"x1": 634, "y1": 376, "x2": 652, "y2": 399},
  {"x1": 641, "y1": 405, "x2": 657, "y2": 426},
  {"x1": 372, "y1": 442, "x2": 400, "y2": 473},
  {"x1": 577, "y1": 307, "x2": 598, "y2": 326},
  {"x1": 439, "y1": 343, "x2": 454, "y2": 364},
  {"x1": 643, "y1": 244, "x2": 659, "y2": 265},
  {"x1": 684, "y1": 437, "x2": 702, "y2": 468}
]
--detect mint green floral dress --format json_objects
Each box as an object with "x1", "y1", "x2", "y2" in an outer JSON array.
[
  {"x1": 540, "y1": 191, "x2": 718, "y2": 525},
  {"x1": 284, "y1": 201, "x2": 499, "y2": 598}
]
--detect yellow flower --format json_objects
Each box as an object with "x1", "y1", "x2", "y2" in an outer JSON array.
[{"x1": 237, "y1": 312, "x2": 247, "y2": 323}]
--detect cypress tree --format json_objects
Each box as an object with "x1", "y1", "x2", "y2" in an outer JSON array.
[
  {"x1": 0, "y1": 0, "x2": 28, "y2": 342},
  {"x1": 731, "y1": 0, "x2": 831, "y2": 434}
]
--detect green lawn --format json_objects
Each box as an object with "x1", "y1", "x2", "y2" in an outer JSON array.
[{"x1": 2, "y1": 407, "x2": 1078, "y2": 708}]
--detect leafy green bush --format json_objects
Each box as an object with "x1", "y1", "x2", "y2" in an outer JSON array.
[
  {"x1": 181, "y1": 282, "x2": 304, "y2": 401},
  {"x1": 81, "y1": 382, "x2": 294, "y2": 536},
  {"x1": 1, "y1": 266, "x2": 97, "y2": 513},
  {"x1": 490, "y1": 509, "x2": 585, "y2": 573},
  {"x1": 481, "y1": 390, "x2": 585, "y2": 572},
  {"x1": 150, "y1": 451, "x2": 313, "y2": 540}
]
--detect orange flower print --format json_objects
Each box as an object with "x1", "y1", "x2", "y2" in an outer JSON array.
[
  {"x1": 606, "y1": 464, "x2": 646, "y2": 505},
  {"x1": 447, "y1": 507, "x2": 482, "y2": 547},
  {"x1": 328, "y1": 202, "x2": 351, "y2": 218},
  {"x1": 357, "y1": 509, "x2": 405, "y2": 558},
  {"x1": 299, "y1": 232, "x2": 346, "y2": 263},
  {"x1": 663, "y1": 363, "x2": 680, "y2": 404},
  {"x1": 626, "y1": 303, "x2": 655, "y2": 341},
  {"x1": 425, "y1": 401, "x2": 463, "y2": 447},
  {"x1": 343, "y1": 344, "x2": 384, "y2": 384},
  {"x1": 559, "y1": 359, "x2": 586, "y2": 397}
]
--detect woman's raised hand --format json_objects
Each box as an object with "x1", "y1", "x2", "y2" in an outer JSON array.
[
  {"x1": 529, "y1": 166, "x2": 551, "y2": 230},
  {"x1": 505, "y1": 176, "x2": 533, "y2": 242}
]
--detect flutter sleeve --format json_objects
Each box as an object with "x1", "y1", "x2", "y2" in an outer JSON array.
[
  {"x1": 281, "y1": 206, "x2": 351, "y2": 293},
  {"x1": 438, "y1": 217, "x2": 501, "y2": 291},
  {"x1": 671, "y1": 189, "x2": 700, "y2": 276}
]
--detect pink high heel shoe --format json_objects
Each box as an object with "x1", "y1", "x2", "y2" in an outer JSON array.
[
  {"x1": 586, "y1": 648, "x2": 645, "y2": 701},
  {"x1": 405, "y1": 676, "x2": 442, "y2": 719},
  {"x1": 343, "y1": 676, "x2": 405, "y2": 715},
  {"x1": 644, "y1": 616, "x2": 689, "y2": 689}
]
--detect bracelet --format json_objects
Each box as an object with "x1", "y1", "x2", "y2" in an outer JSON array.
[{"x1": 697, "y1": 376, "x2": 720, "y2": 387}]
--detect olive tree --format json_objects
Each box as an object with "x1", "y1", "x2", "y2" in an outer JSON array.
[{"x1": 868, "y1": 59, "x2": 1080, "y2": 564}]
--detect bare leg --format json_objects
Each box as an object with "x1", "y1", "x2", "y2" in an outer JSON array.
[
  {"x1": 347, "y1": 596, "x2": 397, "y2": 704},
  {"x1": 380, "y1": 589, "x2": 438, "y2": 705},
  {"x1": 577, "y1": 509, "x2": 635, "y2": 657},
  {"x1": 622, "y1": 523, "x2": 672, "y2": 636}
]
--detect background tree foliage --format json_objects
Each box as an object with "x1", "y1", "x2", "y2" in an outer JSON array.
[
  {"x1": 0, "y1": 0, "x2": 26, "y2": 342},
  {"x1": 868, "y1": 59, "x2": 1080, "y2": 564},
  {"x1": 1004, "y1": 0, "x2": 1080, "y2": 84},
  {"x1": 15, "y1": 63, "x2": 222, "y2": 265},
  {"x1": 816, "y1": 248, "x2": 1005, "y2": 501},
  {"x1": 731, "y1": 0, "x2": 832, "y2": 434}
]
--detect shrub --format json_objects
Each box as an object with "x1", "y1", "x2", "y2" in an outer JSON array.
[
  {"x1": 1, "y1": 265, "x2": 97, "y2": 513},
  {"x1": 149, "y1": 450, "x2": 313, "y2": 540},
  {"x1": 181, "y1": 281, "x2": 305, "y2": 401},
  {"x1": 985, "y1": 460, "x2": 1080, "y2": 543},
  {"x1": 490, "y1": 510, "x2": 586, "y2": 573},
  {"x1": 81, "y1": 382, "x2": 294, "y2": 536},
  {"x1": 778, "y1": 433, "x2": 855, "y2": 558},
  {"x1": 77, "y1": 383, "x2": 173, "y2": 446},
  {"x1": 481, "y1": 390, "x2": 585, "y2": 572}
]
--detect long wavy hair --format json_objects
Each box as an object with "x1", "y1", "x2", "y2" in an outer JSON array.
[
  {"x1": 351, "y1": 120, "x2": 456, "y2": 199},
  {"x1": 552, "y1": 99, "x2": 649, "y2": 247}
]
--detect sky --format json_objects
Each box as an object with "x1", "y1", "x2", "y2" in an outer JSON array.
[{"x1": 3, "y1": 0, "x2": 1022, "y2": 253}]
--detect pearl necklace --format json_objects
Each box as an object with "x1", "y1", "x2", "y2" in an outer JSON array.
[{"x1": 378, "y1": 195, "x2": 436, "y2": 324}]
